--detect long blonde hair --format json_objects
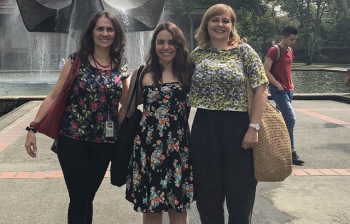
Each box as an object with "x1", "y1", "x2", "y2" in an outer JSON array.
[{"x1": 195, "y1": 4, "x2": 240, "y2": 47}]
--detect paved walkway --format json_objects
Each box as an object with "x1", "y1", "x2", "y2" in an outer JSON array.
[{"x1": 1, "y1": 99, "x2": 350, "y2": 224}]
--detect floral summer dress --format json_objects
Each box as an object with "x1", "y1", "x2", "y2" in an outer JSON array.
[{"x1": 125, "y1": 82, "x2": 194, "y2": 213}]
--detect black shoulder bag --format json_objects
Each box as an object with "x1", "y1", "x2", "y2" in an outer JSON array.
[{"x1": 110, "y1": 65, "x2": 144, "y2": 186}]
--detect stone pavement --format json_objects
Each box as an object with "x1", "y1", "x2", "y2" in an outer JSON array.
[{"x1": 0, "y1": 99, "x2": 350, "y2": 224}]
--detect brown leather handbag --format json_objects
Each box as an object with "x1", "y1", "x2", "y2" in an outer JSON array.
[{"x1": 37, "y1": 54, "x2": 81, "y2": 139}]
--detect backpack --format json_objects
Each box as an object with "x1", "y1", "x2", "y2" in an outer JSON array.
[
  {"x1": 268, "y1": 44, "x2": 292, "y2": 71},
  {"x1": 268, "y1": 45, "x2": 280, "y2": 72}
]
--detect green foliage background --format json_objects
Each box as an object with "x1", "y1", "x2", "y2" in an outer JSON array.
[{"x1": 168, "y1": 0, "x2": 350, "y2": 64}]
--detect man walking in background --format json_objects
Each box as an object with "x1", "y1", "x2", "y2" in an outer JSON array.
[{"x1": 264, "y1": 26, "x2": 305, "y2": 165}]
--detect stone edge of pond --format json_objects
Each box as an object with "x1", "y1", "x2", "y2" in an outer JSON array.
[
  {"x1": 269, "y1": 93, "x2": 350, "y2": 104},
  {"x1": 293, "y1": 67, "x2": 348, "y2": 73},
  {"x1": 0, "y1": 97, "x2": 45, "y2": 118}
]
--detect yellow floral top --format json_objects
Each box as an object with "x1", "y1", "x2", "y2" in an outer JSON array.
[{"x1": 188, "y1": 43, "x2": 268, "y2": 112}]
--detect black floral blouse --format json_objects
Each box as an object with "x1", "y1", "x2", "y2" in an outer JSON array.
[{"x1": 59, "y1": 53, "x2": 129, "y2": 143}]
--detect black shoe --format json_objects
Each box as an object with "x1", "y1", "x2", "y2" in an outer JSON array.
[{"x1": 292, "y1": 151, "x2": 305, "y2": 165}]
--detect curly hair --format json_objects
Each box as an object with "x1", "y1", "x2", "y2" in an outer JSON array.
[
  {"x1": 144, "y1": 21, "x2": 193, "y2": 88},
  {"x1": 195, "y1": 4, "x2": 240, "y2": 47},
  {"x1": 78, "y1": 11, "x2": 126, "y2": 69}
]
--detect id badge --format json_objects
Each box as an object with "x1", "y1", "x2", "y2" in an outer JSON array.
[{"x1": 104, "y1": 120, "x2": 114, "y2": 138}]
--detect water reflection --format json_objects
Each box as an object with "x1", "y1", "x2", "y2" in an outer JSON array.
[
  {"x1": 293, "y1": 71, "x2": 349, "y2": 93},
  {"x1": 0, "y1": 70, "x2": 348, "y2": 96},
  {"x1": 0, "y1": 72, "x2": 58, "y2": 96}
]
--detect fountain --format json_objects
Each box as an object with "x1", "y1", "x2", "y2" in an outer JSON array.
[
  {"x1": 0, "y1": 0, "x2": 168, "y2": 96},
  {"x1": 0, "y1": 0, "x2": 170, "y2": 116},
  {"x1": 15, "y1": 0, "x2": 167, "y2": 69},
  {"x1": 16, "y1": 0, "x2": 166, "y2": 33},
  {"x1": 0, "y1": 0, "x2": 166, "y2": 70},
  {"x1": 1, "y1": 1, "x2": 347, "y2": 97}
]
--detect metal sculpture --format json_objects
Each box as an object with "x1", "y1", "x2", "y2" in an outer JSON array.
[{"x1": 16, "y1": 0, "x2": 166, "y2": 33}]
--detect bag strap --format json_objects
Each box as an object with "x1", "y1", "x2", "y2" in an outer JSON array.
[
  {"x1": 269, "y1": 45, "x2": 280, "y2": 72},
  {"x1": 271, "y1": 45, "x2": 293, "y2": 72},
  {"x1": 126, "y1": 65, "x2": 144, "y2": 113},
  {"x1": 274, "y1": 45, "x2": 281, "y2": 63},
  {"x1": 239, "y1": 45, "x2": 254, "y2": 117},
  {"x1": 240, "y1": 45, "x2": 279, "y2": 118},
  {"x1": 62, "y1": 53, "x2": 81, "y2": 91}
]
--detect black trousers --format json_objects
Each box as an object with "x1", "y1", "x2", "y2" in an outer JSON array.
[
  {"x1": 191, "y1": 109, "x2": 257, "y2": 224},
  {"x1": 57, "y1": 136, "x2": 114, "y2": 224}
]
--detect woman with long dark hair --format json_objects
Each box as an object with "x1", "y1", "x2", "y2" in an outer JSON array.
[
  {"x1": 118, "y1": 21, "x2": 194, "y2": 224},
  {"x1": 24, "y1": 11, "x2": 129, "y2": 223}
]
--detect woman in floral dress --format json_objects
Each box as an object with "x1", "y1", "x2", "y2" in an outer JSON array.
[{"x1": 118, "y1": 21, "x2": 194, "y2": 224}]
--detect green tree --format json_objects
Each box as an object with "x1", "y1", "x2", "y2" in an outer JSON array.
[
  {"x1": 235, "y1": 3, "x2": 284, "y2": 54},
  {"x1": 322, "y1": 0, "x2": 350, "y2": 48},
  {"x1": 169, "y1": 0, "x2": 271, "y2": 51},
  {"x1": 169, "y1": 0, "x2": 215, "y2": 50},
  {"x1": 277, "y1": 0, "x2": 330, "y2": 64}
]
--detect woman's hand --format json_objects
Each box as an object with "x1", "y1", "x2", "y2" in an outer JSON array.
[
  {"x1": 22, "y1": 58, "x2": 73, "y2": 158},
  {"x1": 24, "y1": 131, "x2": 37, "y2": 158},
  {"x1": 242, "y1": 128, "x2": 258, "y2": 149},
  {"x1": 243, "y1": 83, "x2": 267, "y2": 149}
]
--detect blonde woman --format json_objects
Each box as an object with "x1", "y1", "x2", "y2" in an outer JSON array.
[{"x1": 188, "y1": 4, "x2": 268, "y2": 224}]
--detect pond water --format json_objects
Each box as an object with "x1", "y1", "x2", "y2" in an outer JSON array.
[
  {"x1": 293, "y1": 70, "x2": 349, "y2": 93},
  {"x1": 0, "y1": 70, "x2": 348, "y2": 96},
  {"x1": 0, "y1": 72, "x2": 58, "y2": 96}
]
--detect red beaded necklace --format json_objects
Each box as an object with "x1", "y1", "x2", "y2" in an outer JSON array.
[{"x1": 91, "y1": 54, "x2": 112, "y2": 68}]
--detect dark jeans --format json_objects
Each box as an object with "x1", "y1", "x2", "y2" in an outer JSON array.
[
  {"x1": 191, "y1": 109, "x2": 257, "y2": 224},
  {"x1": 57, "y1": 136, "x2": 114, "y2": 224}
]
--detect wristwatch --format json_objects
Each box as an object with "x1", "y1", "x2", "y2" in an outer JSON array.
[{"x1": 249, "y1": 123, "x2": 260, "y2": 131}]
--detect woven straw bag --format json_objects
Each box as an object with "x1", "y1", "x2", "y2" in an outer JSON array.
[{"x1": 246, "y1": 79, "x2": 292, "y2": 182}]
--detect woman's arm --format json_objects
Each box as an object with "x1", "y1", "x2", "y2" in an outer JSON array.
[
  {"x1": 242, "y1": 83, "x2": 268, "y2": 149},
  {"x1": 119, "y1": 79, "x2": 129, "y2": 106},
  {"x1": 24, "y1": 59, "x2": 73, "y2": 157}
]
